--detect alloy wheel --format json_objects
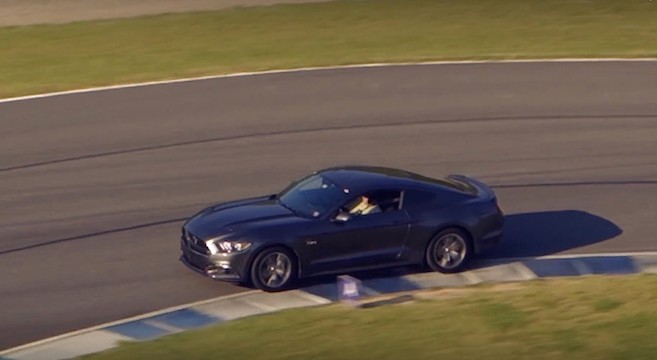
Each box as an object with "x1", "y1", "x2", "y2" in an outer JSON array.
[{"x1": 257, "y1": 252, "x2": 292, "y2": 289}]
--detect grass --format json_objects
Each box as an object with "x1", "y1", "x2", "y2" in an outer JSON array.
[
  {"x1": 1, "y1": 0, "x2": 657, "y2": 98},
  {"x1": 82, "y1": 274, "x2": 657, "y2": 360}
]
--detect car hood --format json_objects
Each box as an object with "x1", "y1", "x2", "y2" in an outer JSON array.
[{"x1": 184, "y1": 195, "x2": 299, "y2": 239}]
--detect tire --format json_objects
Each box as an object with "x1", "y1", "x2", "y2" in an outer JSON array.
[
  {"x1": 249, "y1": 246, "x2": 297, "y2": 292},
  {"x1": 425, "y1": 228, "x2": 472, "y2": 273}
]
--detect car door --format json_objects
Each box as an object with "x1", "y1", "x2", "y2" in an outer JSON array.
[{"x1": 305, "y1": 190, "x2": 411, "y2": 274}]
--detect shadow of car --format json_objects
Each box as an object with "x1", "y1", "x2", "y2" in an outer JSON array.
[
  {"x1": 479, "y1": 209, "x2": 622, "y2": 259},
  {"x1": 295, "y1": 209, "x2": 622, "y2": 298}
]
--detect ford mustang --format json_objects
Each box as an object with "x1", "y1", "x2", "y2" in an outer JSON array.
[{"x1": 180, "y1": 165, "x2": 504, "y2": 291}]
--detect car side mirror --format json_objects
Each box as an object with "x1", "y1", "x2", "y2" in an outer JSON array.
[{"x1": 333, "y1": 210, "x2": 351, "y2": 223}]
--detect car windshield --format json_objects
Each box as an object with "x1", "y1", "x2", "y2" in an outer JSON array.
[{"x1": 277, "y1": 173, "x2": 350, "y2": 218}]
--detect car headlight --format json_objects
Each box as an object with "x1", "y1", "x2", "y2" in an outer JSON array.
[{"x1": 206, "y1": 239, "x2": 252, "y2": 254}]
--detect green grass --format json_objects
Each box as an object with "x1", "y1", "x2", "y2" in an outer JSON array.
[
  {"x1": 1, "y1": 0, "x2": 656, "y2": 98},
  {"x1": 82, "y1": 274, "x2": 657, "y2": 360}
]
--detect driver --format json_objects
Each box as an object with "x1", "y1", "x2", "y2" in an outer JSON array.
[{"x1": 348, "y1": 195, "x2": 381, "y2": 215}]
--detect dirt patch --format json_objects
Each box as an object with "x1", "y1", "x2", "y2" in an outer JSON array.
[
  {"x1": 414, "y1": 282, "x2": 526, "y2": 300},
  {"x1": 337, "y1": 282, "x2": 527, "y2": 309},
  {"x1": 0, "y1": 0, "x2": 331, "y2": 27}
]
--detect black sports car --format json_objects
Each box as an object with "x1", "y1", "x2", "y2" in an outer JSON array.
[{"x1": 180, "y1": 166, "x2": 504, "y2": 291}]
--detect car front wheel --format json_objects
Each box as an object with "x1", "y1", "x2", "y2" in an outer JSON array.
[
  {"x1": 250, "y1": 246, "x2": 297, "y2": 292},
  {"x1": 425, "y1": 228, "x2": 472, "y2": 273}
]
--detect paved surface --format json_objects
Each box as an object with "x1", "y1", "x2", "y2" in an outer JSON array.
[
  {"x1": 0, "y1": 0, "x2": 330, "y2": 26},
  {"x1": 1, "y1": 61, "x2": 657, "y2": 350},
  {"x1": 4, "y1": 253, "x2": 657, "y2": 359}
]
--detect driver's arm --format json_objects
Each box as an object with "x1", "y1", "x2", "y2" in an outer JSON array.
[
  {"x1": 349, "y1": 198, "x2": 366, "y2": 214},
  {"x1": 362, "y1": 203, "x2": 381, "y2": 215}
]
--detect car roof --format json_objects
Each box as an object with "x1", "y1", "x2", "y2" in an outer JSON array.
[{"x1": 316, "y1": 165, "x2": 465, "y2": 194}]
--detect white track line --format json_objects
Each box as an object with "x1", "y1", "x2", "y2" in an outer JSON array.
[{"x1": 2, "y1": 58, "x2": 657, "y2": 104}]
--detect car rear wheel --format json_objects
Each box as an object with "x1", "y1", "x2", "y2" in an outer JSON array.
[
  {"x1": 425, "y1": 228, "x2": 472, "y2": 273},
  {"x1": 250, "y1": 247, "x2": 297, "y2": 292}
]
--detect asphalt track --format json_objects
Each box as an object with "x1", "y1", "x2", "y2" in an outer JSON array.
[{"x1": 1, "y1": 61, "x2": 657, "y2": 349}]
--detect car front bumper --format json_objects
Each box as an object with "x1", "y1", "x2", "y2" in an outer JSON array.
[{"x1": 179, "y1": 237, "x2": 251, "y2": 282}]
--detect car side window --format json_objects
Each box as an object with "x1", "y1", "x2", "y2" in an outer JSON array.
[
  {"x1": 344, "y1": 189, "x2": 402, "y2": 216},
  {"x1": 401, "y1": 190, "x2": 439, "y2": 212}
]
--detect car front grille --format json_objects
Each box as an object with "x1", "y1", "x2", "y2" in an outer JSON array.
[{"x1": 182, "y1": 228, "x2": 210, "y2": 254}]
